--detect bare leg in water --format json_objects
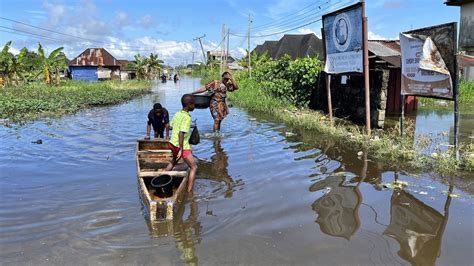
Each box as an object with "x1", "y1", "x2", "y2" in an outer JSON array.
[
  {"x1": 183, "y1": 155, "x2": 198, "y2": 192},
  {"x1": 213, "y1": 120, "x2": 222, "y2": 133}
]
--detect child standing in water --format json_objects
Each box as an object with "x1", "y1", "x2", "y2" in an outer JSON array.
[{"x1": 165, "y1": 94, "x2": 198, "y2": 192}]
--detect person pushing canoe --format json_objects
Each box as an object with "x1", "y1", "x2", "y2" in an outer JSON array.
[{"x1": 145, "y1": 103, "x2": 170, "y2": 139}]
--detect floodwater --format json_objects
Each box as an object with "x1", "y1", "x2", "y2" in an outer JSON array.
[{"x1": 1, "y1": 77, "x2": 473, "y2": 265}]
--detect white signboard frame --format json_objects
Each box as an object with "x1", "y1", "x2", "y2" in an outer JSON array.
[{"x1": 323, "y1": 3, "x2": 363, "y2": 74}]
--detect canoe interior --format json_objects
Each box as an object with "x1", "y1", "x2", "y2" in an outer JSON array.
[{"x1": 136, "y1": 138, "x2": 188, "y2": 221}]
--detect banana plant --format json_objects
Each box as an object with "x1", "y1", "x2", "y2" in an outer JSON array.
[
  {"x1": 37, "y1": 43, "x2": 67, "y2": 85},
  {"x1": 0, "y1": 41, "x2": 28, "y2": 86}
]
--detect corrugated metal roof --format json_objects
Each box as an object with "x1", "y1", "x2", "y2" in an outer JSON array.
[
  {"x1": 69, "y1": 48, "x2": 121, "y2": 67},
  {"x1": 368, "y1": 40, "x2": 401, "y2": 67},
  {"x1": 445, "y1": 0, "x2": 474, "y2": 6},
  {"x1": 368, "y1": 41, "x2": 400, "y2": 57}
]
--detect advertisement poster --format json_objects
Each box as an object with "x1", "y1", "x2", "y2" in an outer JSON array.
[
  {"x1": 323, "y1": 3, "x2": 363, "y2": 74},
  {"x1": 400, "y1": 23, "x2": 456, "y2": 99}
]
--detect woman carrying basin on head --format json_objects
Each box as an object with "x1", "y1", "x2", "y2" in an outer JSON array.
[{"x1": 191, "y1": 71, "x2": 238, "y2": 135}]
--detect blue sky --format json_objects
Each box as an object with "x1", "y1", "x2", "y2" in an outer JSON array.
[{"x1": 0, "y1": 0, "x2": 460, "y2": 65}]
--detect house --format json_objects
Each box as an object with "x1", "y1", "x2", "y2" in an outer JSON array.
[
  {"x1": 445, "y1": 0, "x2": 474, "y2": 80},
  {"x1": 311, "y1": 40, "x2": 417, "y2": 128},
  {"x1": 206, "y1": 51, "x2": 243, "y2": 70},
  {"x1": 252, "y1": 34, "x2": 325, "y2": 60},
  {"x1": 69, "y1": 48, "x2": 121, "y2": 81},
  {"x1": 118, "y1": 59, "x2": 136, "y2": 80}
]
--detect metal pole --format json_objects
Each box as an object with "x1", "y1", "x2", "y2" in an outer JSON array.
[
  {"x1": 220, "y1": 24, "x2": 225, "y2": 73},
  {"x1": 191, "y1": 51, "x2": 195, "y2": 75},
  {"x1": 194, "y1": 34, "x2": 207, "y2": 66},
  {"x1": 400, "y1": 94, "x2": 405, "y2": 136},
  {"x1": 453, "y1": 23, "x2": 460, "y2": 160},
  {"x1": 326, "y1": 74, "x2": 333, "y2": 125},
  {"x1": 226, "y1": 28, "x2": 230, "y2": 70},
  {"x1": 362, "y1": 1, "x2": 371, "y2": 135},
  {"x1": 248, "y1": 14, "x2": 252, "y2": 77}
]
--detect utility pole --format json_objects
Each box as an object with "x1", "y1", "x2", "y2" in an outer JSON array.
[
  {"x1": 194, "y1": 34, "x2": 207, "y2": 66},
  {"x1": 220, "y1": 24, "x2": 225, "y2": 73},
  {"x1": 226, "y1": 27, "x2": 230, "y2": 70},
  {"x1": 248, "y1": 14, "x2": 252, "y2": 77},
  {"x1": 191, "y1": 51, "x2": 195, "y2": 75}
]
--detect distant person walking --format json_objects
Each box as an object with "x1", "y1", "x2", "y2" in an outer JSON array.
[
  {"x1": 165, "y1": 94, "x2": 198, "y2": 192},
  {"x1": 192, "y1": 71, "x2": 238, "y2": 135},
  {"x1": 145, "y1": 103, "x2": 170, "y2": 139}
]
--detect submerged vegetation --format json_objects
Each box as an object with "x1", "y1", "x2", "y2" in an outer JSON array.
[
  {"x1": 221, "y1": 53, "x2": 473, "y2": 176},
  {"x1": 0, "y1": 80, "x2": 151, "y2": 123}
]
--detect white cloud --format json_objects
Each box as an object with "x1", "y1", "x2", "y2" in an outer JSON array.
[
  {"x1": 368, "y1": 31, "x2": 387, "y2": 40},
  {"x1": 296, "y1": 28, "x2": 321, "y2": 38}
]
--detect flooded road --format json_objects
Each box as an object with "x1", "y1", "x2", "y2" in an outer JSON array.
[{"x1": 1, "y1": 77, "x2": 473, "y2": 265}]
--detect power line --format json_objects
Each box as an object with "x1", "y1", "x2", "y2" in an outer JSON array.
[
  {"x1": 252, "y1": 0, "x2": 329, "y2": 31},
  {"x1": 250, "y1": 1, "x2": 333, "y2": 35},
  {"x1": 1, "y1": 25, "x2": 193, "y2": 53},
  {"x1": 251, "y1": 0, "x2": 323, "y2": 30},
  {"x1": 0, "y1": 29, "x2": 66, "y2": 43},
  {"x1": 230, "y1": 0, "x2": 354, "y2": 38},
  {"x1": 0, "y1": 17, "x2": 193, "y2": 52},
  {"x1": 0, "y1": 16, "x2": 147, "y2": 50}
]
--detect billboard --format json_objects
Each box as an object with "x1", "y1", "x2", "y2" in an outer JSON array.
[
  {"x1": 323, "y1": 3, "x2": 363, "y2": 74},
  {"x1": 400, "y1": 23, "x2": 457, "y2": 99}
]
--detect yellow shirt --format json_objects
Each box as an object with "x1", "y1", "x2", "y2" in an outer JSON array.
[{"x1": 170, "y1": 110, "x2": 192, "y2": 150}]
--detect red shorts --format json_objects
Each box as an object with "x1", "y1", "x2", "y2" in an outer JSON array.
[{"x1": 168, "y1": 143, "x2": 192, "y2": 159}]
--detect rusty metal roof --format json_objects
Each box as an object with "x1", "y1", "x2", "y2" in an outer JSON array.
[
  {"x1": 69, "y1": 48, "x2": 121, "y2": 67},
  {"x1": 445, "y1": 0, "x2": 474, "y2": 6},
  {"x1": 368, "y1": 40, "x2": 401, "y2": 67}
]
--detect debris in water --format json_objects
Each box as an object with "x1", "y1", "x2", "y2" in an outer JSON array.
[
  {"x1": 249, "y1": 117, "x2": 257, "y2": 121},
  {"x1": 419, "y1": 191, "x2": 428, "y2": 195},
  {"x1": 324, "y1": 187, "x2": 331, "y2": 194},
  {"x1": 442, "y1": 191, "x2": 460, "y2": 198},
  {"x1": 381, "y1": 180, "x2": 408, "y2": 190},
  {"x1": 32, "y1": 139, "x2": 43, "y2": 144},
  {"x1": 284, "y1": 132, "x2": 296, "y2": 136}
]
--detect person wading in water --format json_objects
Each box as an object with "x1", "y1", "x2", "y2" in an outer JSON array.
[{"x1": 192, "y1": 71, "x2": 238, "y2": 136}]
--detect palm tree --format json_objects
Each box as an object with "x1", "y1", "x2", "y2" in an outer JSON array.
[
  {"x1": 37, "y1": 43, "x2": 67, "y2": 85},
  {"x1": 129, "y1": 54, "x2": 148, "y2": 80},
  {"x1": 146, "y1": 53, "x2": 163, "y2": 80}
]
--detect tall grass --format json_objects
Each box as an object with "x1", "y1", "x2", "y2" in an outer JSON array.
[
  {"x1": 228, "y1": 76, "x2": 474, "y2": 175},
  {"x1": 0, "y1": 80, "x2": 151, "y2": 122}
]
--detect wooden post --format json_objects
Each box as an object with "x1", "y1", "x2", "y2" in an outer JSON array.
[
  {"x1": 362, "y1": 1, "x2": 371, "y2": 135},
  {"x1": 326, "y1": 73, "x2": 333, "y2": 125}
]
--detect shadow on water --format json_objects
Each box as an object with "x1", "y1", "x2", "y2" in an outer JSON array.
[{"x1": 146, "y1": 198, "x2": 202, "y2": 266}]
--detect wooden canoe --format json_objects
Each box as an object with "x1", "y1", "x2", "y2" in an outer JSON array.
[{"x1": 136, "y1": 138, "x2": 189, "y2": 222}]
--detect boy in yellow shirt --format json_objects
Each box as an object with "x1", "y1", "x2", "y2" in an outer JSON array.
[{"x1": 165, "y1": 94, "x2": 198, "y2": 192}]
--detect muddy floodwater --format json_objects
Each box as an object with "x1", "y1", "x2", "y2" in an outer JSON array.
[{"x1": 1, "y1": 78, "x2": 473, "y2": 265}]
